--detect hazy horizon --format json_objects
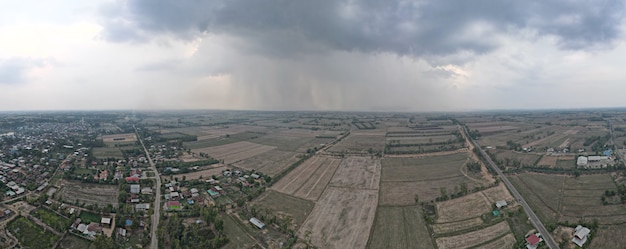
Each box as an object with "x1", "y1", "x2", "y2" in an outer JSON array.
[{"x1": 2, "y1": 1, "x2": 626, "y2": 111}]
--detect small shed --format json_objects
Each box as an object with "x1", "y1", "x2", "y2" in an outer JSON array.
[
  {"x1": 495, "y1": 200, "x2": 508, "y2": 209},
  {"x1": 249, "y1": 217, "x2": 265, "y2": 229}
]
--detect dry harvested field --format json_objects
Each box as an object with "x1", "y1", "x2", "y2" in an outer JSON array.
[
  {"x1": 329, "y1": 156, "x2": 380, "y2": 189},
  {"x1": 509, "y1": 173, "x2": 626, "y2": 225},
  {"x1": 493, "y1": 150, "x2": 542, "y2": 167},
  {"x1": 385, "y1": 134, "x2": 458, "y2": 145},
  {"x1": 251, "y1": 190, "x2": 315, "y2": 229},
  {"x1": 272, "y1": 156, "x2": 342, "y2": 201},
  {"x1": 192, "y1": 141, "x2": 276, "y2": 164},
  {"x1": 436, "y1": 191, "x2": 492, "y2": 223},
  {"x1": 537, "y1": 155, "x2": 575, "y2": 168},
  {"x1": 160, "y1": 126, "x2": 230, "y2": 138},
  {"x1": 298, "y1": 187, "x2": 378, "y2": 249},
  {"x1": 328, "y1": 134, "x2": 386, "y2": 153},
  {"x1": 163, "y1": 165, "x2": 227, "y2": 180},
  {"x1": 298, "y1": 155, "x2": 381, "y2": 249},
  {"x1": 508, "y1": 173, "x2": 564, "y2": 223},
  {"x1": 537, "y1": 155, "x2": 558, "y2": 167},
  {"x1": 102, "y1": 133, "x2": 137, "y2": 142},
  {"x1": 435, "y1": 221, "x2": 511, "y2": 249},
  {"x1": 382, "y1": 153, "x2": 468, "y2": 181},
  {"x1": 480, "y1": 183, "x2": 515, "y2": 204},
  {"x1": 475, "y1": 233, "x2": 516, "y2": 249},
  {"x1": 253, "y1": 133, "x2": 334, "y2": 152},
  {"x1": 432, "y1": 218, "x2": 484, "y2": 234},
  {"x1": 233, "y1": 149, "x2": 300, "y2": 176},
  {"x1": 379, "y1": 153, "x2": 490, "y2": 204},
  {"x1": 367, "y1": 206, "x2": 435, "y2": 249},
  {"x1": 590, "y1": 224, "x2": 626, "y2": 249},
  {"x1": 92, "y1": 147, "x2": 123, "y2": 159},
  {"x1": 57, "y1": 181, "x2": 118, "y2": 207}
]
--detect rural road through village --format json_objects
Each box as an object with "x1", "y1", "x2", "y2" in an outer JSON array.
[
  {"x1": 462, "y1": 126, "x2": 559, "y2": 249},
  {"x1": 135, "y1": 126, "x2": 162, "y2": 249}
]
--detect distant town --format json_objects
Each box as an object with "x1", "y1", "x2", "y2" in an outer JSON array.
[{"x1": 0, "y1": 110, "x2": 624, "y2": 249}]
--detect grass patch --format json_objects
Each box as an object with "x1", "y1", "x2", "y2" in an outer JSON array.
[
  {"x1": 251, "y1": 190, "x2": 315, "y2": 228},
  {"x1": 184, "y1": 132, "x2": 265, "y2": 149},
  {"x1": 31, "y1": 208, "x2": 70, "y2": 232},
  {"x1": 7, "y1": 216, "x2": 60, "y2": 249},
  {"x1": 92, "y1": 147, "x2": 124, "y2": 159},
  {"x1": 221, "y1": 214, "x2": 256, "y2": 249},
  {"x1": 57, "y1": 233, "x2": 92, "y2": 249},
  {"x1": 79, "y1": 211, "x2": 101, "y2": 224}
]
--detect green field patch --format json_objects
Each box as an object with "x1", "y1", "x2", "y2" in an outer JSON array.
[
  {"x1": 7, "y1": 216, "x2": 60, "y2": 249},
  {"x1": 367, "y1": 206, "x2": 435, "y2": 249},
  {"x1": 79, "y1": 211, "x2": 102, "y2": 224},
  {"x1": 184, "y1": 132, "x2": 264, "y2": 149},
  {"x1": 92, "y1": 147, "x2": 124, "y2": 159},
  {"x1": 31, "y1": 208, "x2": 70, "y2": 232},
  {"x1": 251, "y1": 190, "x2": 315, "y2": 228},
  {"x1": 57, "y1": 233, "x2": 92, "y2": 249}
]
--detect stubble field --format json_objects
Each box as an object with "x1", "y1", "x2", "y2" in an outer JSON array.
[{"x1": 272, "y1": 156, "x2": 342, "y2": 201}]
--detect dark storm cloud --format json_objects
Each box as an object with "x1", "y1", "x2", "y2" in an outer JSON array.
[
  {"x1": 0, "y1": 58, "x2": 50, "y2": 84},
  {"x1": 100, "y1": 0, "x2": 625, "y2": 57}
]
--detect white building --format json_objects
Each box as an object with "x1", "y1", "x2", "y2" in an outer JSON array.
[
  {"x1": 572, "y1": 225, "x2": 591, "y2": 247},
  {"x1": 495, "y1": 200, "x2": 508, "y2": 209},
  {"x1": 249, "y1": 217, "x2": 265, "y2": 229},
  {"x1": 577, "y1": 156, "x2": 588, "y2": 167}
]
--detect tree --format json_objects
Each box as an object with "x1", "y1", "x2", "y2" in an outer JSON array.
[
  {"x1": 414, "y1": 194, "x2": 419, "y2": 204},
  {"x1": 93, "y1": 235, "x2": 114, "y2": 249}
]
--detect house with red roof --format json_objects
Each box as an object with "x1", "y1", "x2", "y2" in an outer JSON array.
[
  {"x1": 166, "y1": 201, "x2": 180, "y2": 210},
  {"x1": 525, "y1": 233, "x2": 542, "y2": 249},
  {"x1": 125, "y1": 176, "x2": 139, "y2": 183}
]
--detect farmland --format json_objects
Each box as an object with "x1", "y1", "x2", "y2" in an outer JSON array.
[
  {"x1": 252, "y1": 130, "x2": 335, "y2": 152},
  {"x1": 590, "y1": 224, "x2": 626, "y2": 248},
  {"x1": 102, "y1": 133, "x2": 137, "y2": 143},
  {"x1": 184, "y1": 131, "x2": 265, "y2": 149},
  {"x1": 367, "y1": 206, "x2": 435, "y2": 249},
  {"x1": 191, "y1": 141, "x2": 276, "y2": 164},
  {"x1": 298, "y1": 187, "x2": 378, "y2": 249},
  {"x1": 298, "y1": 156, "x2": 380, "y2": 249},
  {"x1": 327, "y1": 134, "x2": 386, "y2": 153},
  {"x1": 234, "y1": 149, "x2": 300, "y2": 177},
  {"x1": 379, "y1": 153, "x2": 490, "y2": 204},
  {"x1": 163, "y1": 165, "x2": 227, "y2": 180},
  {"x1": 435, "y1": 221, "x2": 512, "y2": 249},
  {"x1": 509, "y1": 173, "x2": 626, "y2": 225},
  {"x1": 251, "y1": 190, "x2": 315, "y2": 228},
  {"x1": 272, "y1": 156, "x2": 342, "y2": 201},
  {"x1": 56, "y1": 181, "x2": 119, "y2": 207},
  {"x1": 430, "y1": 184, "x2": 514, "y2": 234},
  {"x1": 329, "y1": 156, "x2": 380, "y2": 189},
  {"x1": 92, "y1": 147, "x2": 124, "y2": 159}
]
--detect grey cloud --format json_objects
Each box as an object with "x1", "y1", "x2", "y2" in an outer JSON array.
[{"x1": 100, "y1": 0, "x2": 625, "y2": 58}]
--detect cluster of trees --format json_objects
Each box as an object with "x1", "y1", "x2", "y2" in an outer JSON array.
[
  {"x1": 435, "y1": 183, "x2": 470, "y2": 202},
  {"x1": 601, "y1": 184, "x2": 626, "y2": 205},
  {"x1": 159, "y1": 207, "x2": 228, "y2": 249},
  {"x1": 466, "y1": 160, "x2": 481, "y2": 173},
  {"x1": 506, "y1": 140, "x2": 522, "y2": 151}
]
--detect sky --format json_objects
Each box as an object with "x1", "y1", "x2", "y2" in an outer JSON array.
[{"x1": 1, "y1": 0, "x2": 626, "y2": 112}]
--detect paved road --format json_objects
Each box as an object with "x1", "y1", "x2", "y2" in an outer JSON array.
[
  {"x1": 135, "y1": 126, "x2": 162, "y2": 249},
  {"x1": 461, "y1": 126, "x2": 559, "y2": 249}
]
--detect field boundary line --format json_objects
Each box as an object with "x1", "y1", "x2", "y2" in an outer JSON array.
[
  {"x1": 278, "y1": 156, "x2": 321, "y2": 194},
  {"x1": 304, "y1": 158, "x2": 339, "y2": 199},
  {"x1": 466, "y1": 232, "x2": 513, "y2": 249}
]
